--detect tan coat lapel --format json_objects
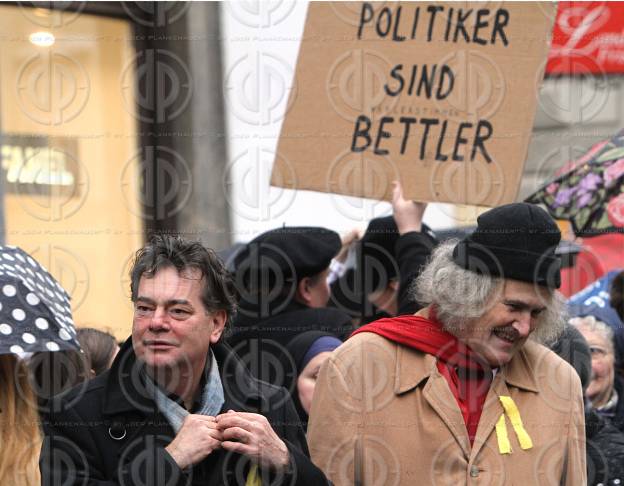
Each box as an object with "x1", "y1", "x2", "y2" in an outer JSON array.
[
  {"x1": 394, "y1": 337, "x2": 471, "y2": 459},
  {"x1": 470, "y1": 344, "x2": 540, "y2": 460}
]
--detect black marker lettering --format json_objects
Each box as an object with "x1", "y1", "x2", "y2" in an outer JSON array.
[
  {"x1": 374, "y1": 116, "x2": 394, "y2": 155},
  {"x1": 399, "y1": 117, "x2": 417, "y2": 154},
  {"x1": 471, "y1": 120, "x2": 493, "y2": 162},
  {"x1": 492, "y1": 9, "x2": 509, "y2": 46},
  {"x1": 357, "y1": 3, "x2": 374, "y2": 39},
  {"x1": 351, "y1": 115, "x2": 372, "y2": 152}
]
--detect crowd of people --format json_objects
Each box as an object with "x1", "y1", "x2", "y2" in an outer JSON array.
[{"x1": 0, "y1": 182, "x2": 623, "y2": 485}]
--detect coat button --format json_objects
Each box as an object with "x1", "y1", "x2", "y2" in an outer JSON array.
[{"x1": 470, "y1": 465, "x2": 479, "y2": 478}]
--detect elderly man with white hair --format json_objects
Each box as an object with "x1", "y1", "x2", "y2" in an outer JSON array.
[{"x1": 308, "y1": 202, "x2": 586, "y2": 485}]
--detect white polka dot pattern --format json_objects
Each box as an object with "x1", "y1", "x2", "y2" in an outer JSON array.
[
  {"x1": 46, "y1": 342, "x2": 60, "y2": 351},
  {"x1": 36, "y1": 318, "x2": 49, "y2": 330},
  {"x1": 22, "y1": 332, "x2": 35, "y2": 344},
  {"x1": 0, "y1": 246, "x2": 78, "y2": 354},
  {"x1": 3, "y1": 285, "x2": 16, "y2": 297}
]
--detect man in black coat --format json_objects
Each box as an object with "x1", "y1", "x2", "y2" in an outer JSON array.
[{"x1": 40, "y1": 235, "x2": 329, "y2": 485}]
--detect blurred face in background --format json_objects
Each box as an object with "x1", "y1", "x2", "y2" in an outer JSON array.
[
  {"x1": 299, "y1": 269, "x2": 331, "y2": 308},
  {"x1": 577, "y1": 323, "x2": 615, "y2": 408},
  {"x1": 297, "y1": 351, "x2": 332, "y2": 414}
]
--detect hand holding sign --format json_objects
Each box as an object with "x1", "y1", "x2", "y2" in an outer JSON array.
[{"x1": 391, "y1": 180, "x2": 427, "y2": 235}]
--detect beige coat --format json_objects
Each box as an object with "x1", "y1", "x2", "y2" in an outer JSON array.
[{"x1": 308, "y1": 325, "x2": 586, "y2": 485}]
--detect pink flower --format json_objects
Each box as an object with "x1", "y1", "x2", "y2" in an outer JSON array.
[
  {"x1": 607, "y1": 194, "x2": 624, "y2": 228},
  {"x1": 546, "y1": 183, "x2": 559, "y2": 195},
  {"x1": 576, "y1": 139, "x2": 609, "y2": 166},
  {"x1": 604, "y1": 159, "x2": 624, "y2": 188}
]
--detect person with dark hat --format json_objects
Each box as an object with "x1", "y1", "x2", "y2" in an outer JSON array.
[
  {"x1": 329, "y1": 181, "x2": 437, "y2": 322},
  {"x1": 308, "y1": 202, "x2": 586, "y2": 485},
  {"x1": 226, "y1": 226, "x2": 353, "y2": 396}
]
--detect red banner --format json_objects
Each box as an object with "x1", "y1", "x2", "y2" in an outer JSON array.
[{"x1": 547, "y1": 1, "x2": 624, "y2": 75}]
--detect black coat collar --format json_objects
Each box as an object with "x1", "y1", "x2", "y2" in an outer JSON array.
[{"x1": 102, "y1": 337, "x2": 265, "y2": 417}]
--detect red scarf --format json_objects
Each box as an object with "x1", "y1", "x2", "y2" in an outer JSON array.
[{"x1": 352, "y1": 309, "x2": 492, "y2": 445}]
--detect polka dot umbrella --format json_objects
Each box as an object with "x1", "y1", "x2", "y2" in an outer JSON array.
[{"x1": 0, "y1": 245, "x2": 80, "y2": 355}]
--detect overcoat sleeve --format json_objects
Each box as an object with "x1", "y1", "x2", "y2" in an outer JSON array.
[
  {"x1": 271, "y1": 387, "x2": 333, "y2": 486},
  {"x1": 561, "y1": 378, "x2": 587, "y2": 486},
  {"x1": 307, "y1": 352, "x2": 363, "y2": 486}
]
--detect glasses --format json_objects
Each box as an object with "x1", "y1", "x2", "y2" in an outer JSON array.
[{"x1": 589, "y1": 346, "x2": 611, "y2": 359}]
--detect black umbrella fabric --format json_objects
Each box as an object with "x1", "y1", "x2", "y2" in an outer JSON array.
[{"x1": 0, "y1": 245, "x2": 79, "y2": 354}]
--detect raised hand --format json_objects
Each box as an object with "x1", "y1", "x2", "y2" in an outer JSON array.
[{"x1": 391, "y1": 180, "x2": 427, "y2": 235}]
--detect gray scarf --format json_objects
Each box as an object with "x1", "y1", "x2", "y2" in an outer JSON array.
[{"x1": 142, "y1": 350, "x2": 225, "y2": 433}]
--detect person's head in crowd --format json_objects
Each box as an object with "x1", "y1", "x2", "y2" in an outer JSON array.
[
  {"x1": 28, "y1": 349, "x2": 91, "y2": 404},
  {"x1": 611, "y1": 270, "x2": 624, "y2": 322},
  {"x1": 77, "y1": 328, "x2": 119, "y2": 377},
  {"x1": 0, "y1": 354, "x2": 41, "y2": 485},
  {"x1": 568, "y1": 302, "x2": 624, "y2": 371},
  {"x1": 234, "y1": 227, "x2": 341, "y2": 316},
  {"x1": 415, "y1": 202, "x2": 566, "y2": 367},
  {"x1": 328, "y1": 218, "x2": 400, "y2": 320},
  {"x1": 571, "y1": 315, "x2": 617, "y2": 409},
  {"x1": 358, "y1": 216, "x2": 401, "y2": 316},
  {"x1": 284, "y1": 331, "x2": 342, "y2": 427},
  {"x1": 130, "y1": 234, "x2": 237, "y2": 399}
]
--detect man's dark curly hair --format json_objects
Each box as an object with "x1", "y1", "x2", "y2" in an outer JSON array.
[{"x1": 130, "y1": 235, "x2": 237, "y2": 325}]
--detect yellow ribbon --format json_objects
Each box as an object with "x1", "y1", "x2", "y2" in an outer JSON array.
[
  {"x1": 245, "y1": 464, "x2": 262, "y2": 486},
  {"x1": 495, "y1": 413, "x2": 512, "y2": 454},
  {"x1": 495, "y1": 395, "x2": 533, "y2": 454}
]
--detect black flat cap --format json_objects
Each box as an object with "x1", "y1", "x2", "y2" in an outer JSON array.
[
  {"x1": 452, "y1": 203, "x2": 562, "y2": 288},
  {"x1": 234, "y1": 226, "x2": 341, "y2": 285}
]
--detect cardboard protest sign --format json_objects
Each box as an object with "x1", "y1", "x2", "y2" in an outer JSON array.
[{"x1": 272, "y1": 2, "x2": 556, "y2": 206}]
